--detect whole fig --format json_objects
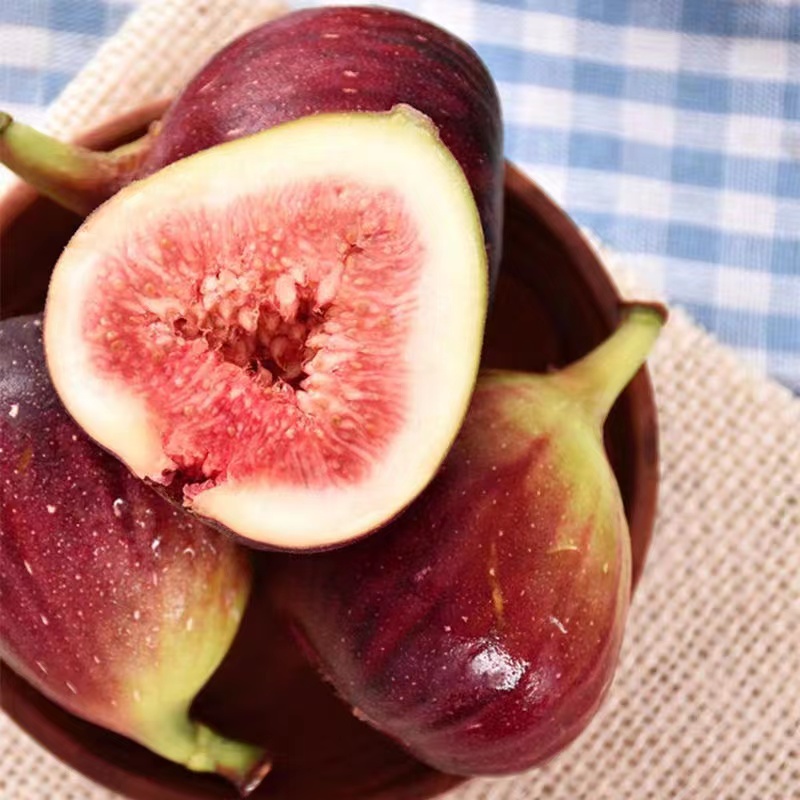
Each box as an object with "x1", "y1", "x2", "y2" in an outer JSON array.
[
  {"x1": 272, "y1": 304, "x2": 665, "y2": 776},
  {"x1": 0, "y1": 5, "x2": 503, "y2": 286},
  {"x1": 0, "y1": 315, "x2": 270, "y2": 794}
]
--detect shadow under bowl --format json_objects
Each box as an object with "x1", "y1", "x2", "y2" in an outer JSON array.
[{"x1": 0, "y1": 103, "x2": 659, "y2": 800}]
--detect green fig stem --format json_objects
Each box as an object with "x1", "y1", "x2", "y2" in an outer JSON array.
[
  {"x1": 189, "y1": 723, "x2": 272, "y2": 797},
  {"x1": 0, "y1": 111, "x2": 153, "y2": 215},
  {"x1": 142, "y1": 716, "x2": 271, "y2": 796},
  {"x1": 556, "y1": 302, "x2": 667, "y2": 424}
]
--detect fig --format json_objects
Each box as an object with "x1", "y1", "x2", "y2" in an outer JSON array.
[
  {"x1": 272, "y1": 304, "x2": 666, "y2": 776},
  {"x1": 43, "y1": 107, "x2": 488, "y2": 550},
  {"x1": 0, "y1": 5, "x2": 504, "y2": 285},
  {"x1": 0, "y1": 314, "x2": 270, "y2": 794}
]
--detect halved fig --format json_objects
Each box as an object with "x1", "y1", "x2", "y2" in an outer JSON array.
[{"x1": 44, "y1": 106, "x2": 488, "y2": 550}]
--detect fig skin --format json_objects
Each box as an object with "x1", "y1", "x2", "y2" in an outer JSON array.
[
  {"x1": 0, "y1": 6, "x2": 503, "y2": 287},
  {"x1": 272, "y1": 304, "x2": 666, "y2": 776},
  {"x1": 0, "y1": 315, "x2": 270, "y2": 795}
]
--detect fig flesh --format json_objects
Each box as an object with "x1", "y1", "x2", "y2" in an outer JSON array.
[
  {"x1": 0, "y1": 315, "x2": 269, "y2": 795},
  {"x1": 0, "y1": 6, "x2": 503, "y2": 286},
  {"x1": 43, "y1": 107, "x2": 488, "y2": 550},
  {"x1": 273, "y1": 304, "x2": 666, "y2": 776}
]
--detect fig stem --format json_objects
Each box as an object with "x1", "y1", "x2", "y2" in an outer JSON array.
[
  {"x1": 190, "y1": 723, "x2": 272, "y2": 796},
  {"x1": 556, "y1": 302, "x2": 667, "y2": 424},
  {"x1": 142, "y1": 717, "x2": 271, "y2": 795},
  {"x1": 0, "y1": 111, "x2": 152, "y2": 215}
]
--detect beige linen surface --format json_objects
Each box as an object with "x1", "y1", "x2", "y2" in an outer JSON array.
[{"x1": 1, "y1": 1, "x2": 798, "y2": 798}]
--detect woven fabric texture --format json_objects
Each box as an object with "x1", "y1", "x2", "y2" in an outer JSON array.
[{"x1": 1, "y1": 1, "x2": 798, "y2": 798}]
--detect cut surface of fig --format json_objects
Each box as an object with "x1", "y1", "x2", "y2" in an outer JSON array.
[{"x1": 44, "y1": 106, "x2": 487, "y2": 549}]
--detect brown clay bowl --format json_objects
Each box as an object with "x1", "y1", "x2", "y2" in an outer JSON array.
[{"x1": 0, "y1": 103, "x2": 659, "y2": 800}]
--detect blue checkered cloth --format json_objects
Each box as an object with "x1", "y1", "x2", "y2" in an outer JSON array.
[{"x1": 1, "y1": 0, "x2": 799, "y2": 392}]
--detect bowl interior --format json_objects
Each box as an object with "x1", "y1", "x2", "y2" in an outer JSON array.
[{"x1": 0, "y1": 106, "x2": 659, "y2": 800}]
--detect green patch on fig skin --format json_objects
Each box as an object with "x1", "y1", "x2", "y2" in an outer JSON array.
[
  {"x1": 122, "y1": 581, "x2": 269, "y2": 793},
  {"x1": 454, "y1": 304, "x2": 665, "y2": 678},
  {"x1": 470, "y1": 304, "x2": 665, "y2": 577},
  {"x1": 120, "y1": 558, "x2": 267, "y2": 791},
  {"x1": 0, "y1": 111, "x2": 152, "y2": 215}
]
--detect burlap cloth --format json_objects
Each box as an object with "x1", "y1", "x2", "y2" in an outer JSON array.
[{"x1": 1, "y1": 1, "x2": 798, "y2": 798}]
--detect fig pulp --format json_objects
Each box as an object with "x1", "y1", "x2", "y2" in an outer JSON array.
[
  {"x1": 273, "y1": 305, "x2": 666, "y2": 776},
  {"x1": 0, "y1": 5, "x2": 503, "y2": 286},
  {"x1": 43, "y1": 107, "x2": 488, "y2": 550},
  {"x1": 0, "y1": 315, "x2": 269, "y2": 795}
]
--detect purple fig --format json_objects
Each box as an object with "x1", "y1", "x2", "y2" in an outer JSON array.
[
  {"x1": 0, "y1": 5, "x2": 503, "y2": 285},
  {"x1": 0, "y1": 315, "x2": 270, "y2": 795},
  {"x1": 272, "y1": 304, "x2": 666, "y2": 776}
]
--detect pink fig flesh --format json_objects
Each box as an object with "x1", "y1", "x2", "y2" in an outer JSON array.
[
  {"x1": 273, "y1": 304, "x2": 666, "y2": 776},
  {"x1": 0, "y1": 315, "x2": 269, "y2": 795},
  {"x1": 0, "y1": 6, "x2": 503, "y2": 286}
]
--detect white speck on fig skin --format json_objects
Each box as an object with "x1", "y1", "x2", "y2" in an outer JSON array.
[
  {"x1": 0, "y1": 314, "x2": 253, "y2": 731},
  {"x1": 549, "y1": 616, "x2": 569, "y2": 635}
]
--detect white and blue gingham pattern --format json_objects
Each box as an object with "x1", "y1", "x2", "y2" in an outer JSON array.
[{"x1": 1, "y1": 0, "x2": 799, "y2": 392}]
